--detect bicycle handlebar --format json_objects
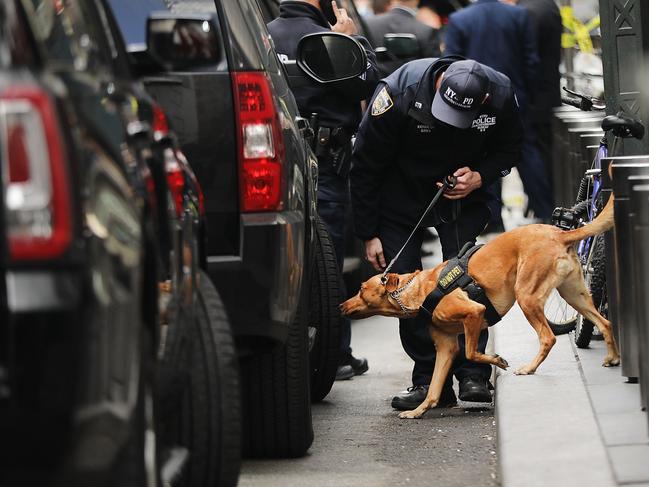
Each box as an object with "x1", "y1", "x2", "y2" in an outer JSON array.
[
  {"x1": 560, "y1": 87, "x2": 605, "y2": 111},
  {"x1": 561, "y1": 95, "x2": 589, "y2": 110}
]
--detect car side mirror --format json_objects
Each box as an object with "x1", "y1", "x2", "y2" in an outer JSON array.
[
  {"x1": 297, "y1": 32, "x2": 367, "y2": 84},
  {"x1": 146, "y1": 12, "x2": 221, "y2": 70},
  {"x1": 383, "y1": 33, "x2": 420, "y2": 59}
]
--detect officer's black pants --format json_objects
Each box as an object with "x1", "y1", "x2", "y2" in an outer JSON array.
[
  {"x1": 379, "y1": 203, "x2": 492, "y2": 387},
  {"x1": 317, "y1": 199, "x2": 353, "y2": 359}
]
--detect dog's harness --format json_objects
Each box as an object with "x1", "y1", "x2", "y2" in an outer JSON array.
[{"x1": 418, "y1": 243, "x2": 501, "y2": 326}]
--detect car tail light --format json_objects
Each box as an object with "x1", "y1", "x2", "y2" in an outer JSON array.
[
  {"x1": 164, "y1": 149, "x2": 185, "y2": 217},
  {"x1": 175, "y1": 148, "x2": 204, "y2": 216},
  {"x1": 0, "y1": 86, "x2": 72, "y2": 260},
  {"x1": 231, "y1": 72, "x2": 284, "y2": 212},
  {"x1": 152, "y1": 104, "x2": 169, "y2": 141}
]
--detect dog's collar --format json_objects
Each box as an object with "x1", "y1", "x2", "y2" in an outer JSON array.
[{"x1": 387, "y1": 275, "x2": 418, "y2": 314}]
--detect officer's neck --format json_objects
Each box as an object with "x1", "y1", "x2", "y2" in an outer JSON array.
[
  {"x1": 295, "y1": 0, "x2": 321, "y2": 10},
  {"x1": 434, "y1": 71, "x2": 445, "y2": 91}
]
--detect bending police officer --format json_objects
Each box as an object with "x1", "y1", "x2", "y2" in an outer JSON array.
[
  {"x1": 267, "y1": 1, "x2": 380, "y2": 379},
  {"x1": 351, "y1": 57, "x2": 523, "y2": 409}
]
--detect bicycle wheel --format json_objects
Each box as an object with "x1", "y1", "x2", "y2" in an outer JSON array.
[
  {"x1": 574, "y1": 234, "x2": 606, "y2": 348},
  {"x1": 544, "y1": 288, "x2": 578, "y2": 331}
]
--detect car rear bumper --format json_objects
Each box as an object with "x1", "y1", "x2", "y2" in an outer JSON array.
[
  {"x1": 207, "y1": 210, "x2": 305, "y2": 346},
  {"x1": 0, "y1": 306, "x2": 83, "y2": 469},
  {"x1": 0, "y1": 270, "x2": 131, "y2": 475},
  {"x1": 5, "y1": 270, "x2": 82, "y2": 313}
]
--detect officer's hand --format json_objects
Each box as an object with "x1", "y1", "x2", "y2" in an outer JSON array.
[
  {"x1": 365, "y1": 237, "x2": 386, "y2": 272},
  {"x1": 331, "y1": 2, "x2": 357, "y2": 35},
  {"x1": 437, "y1": 167, "x2": 482, "y2": 200}
]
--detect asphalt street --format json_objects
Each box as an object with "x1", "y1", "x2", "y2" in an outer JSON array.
[{"x1": 238, "y1": 313, "x2": 498, "y2": 487}]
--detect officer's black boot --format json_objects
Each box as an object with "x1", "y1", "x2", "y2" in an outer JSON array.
[{"x1": 458, "y1": 375, "x2": 492, "y2": 402}]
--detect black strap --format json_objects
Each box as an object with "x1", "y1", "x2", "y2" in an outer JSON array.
[
  {"x1": 465, "y1": 283, "x2": 501, "y2": 326},
  {"x1": 418, "y1": 244, "x2": 501, "y2": 326}
]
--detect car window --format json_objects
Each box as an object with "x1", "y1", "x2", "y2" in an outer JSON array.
[
  {"x1": 93, "y1": 0, "x2": 137, "y2": 78},
  {"x1": 240, "y1": 0, "x2": 271, "y2": 66},
  {"x1": 19, "y1": 0, "x2": 114, "y2": 73},
  {"x1": 108, "y1": 0, "x2": 168, "y2": 49},
  {"x1": 0, "y1": 0, "x2": 37, "y2": 68}
]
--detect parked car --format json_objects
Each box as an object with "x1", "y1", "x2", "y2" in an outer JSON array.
[
  {"x1": 0, "y1": 0, "x2": 239, "y2": 485},
  {"x1": 107, "y1": 0, "x2": 347, "y2": 458}
]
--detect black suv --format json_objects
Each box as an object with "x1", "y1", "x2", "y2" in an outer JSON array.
[
  {"x1": 0, "y1": 0, "x2": 239, "y2": 485},
  {"x1": 108, "y1": 0, "x2": 346, "y2": 458}
]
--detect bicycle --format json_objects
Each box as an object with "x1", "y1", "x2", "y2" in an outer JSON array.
[{"x1": 543, "y1": 87, "x2": 645, "y2": 347}]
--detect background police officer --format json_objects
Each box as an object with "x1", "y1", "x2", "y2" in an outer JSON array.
[
  {"x1": 267, "y1": 1, "x2": 380, "y2": 379},
  {"x1": 351, "y1": 58, "x2": 523, "y2": 410}
]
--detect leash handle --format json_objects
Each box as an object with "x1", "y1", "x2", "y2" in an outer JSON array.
[
  {"x1": 380, "y1": 174, "x2": 458, "y2": 284},
  {"x1": 444, "y1": 175, "x2": 457, "y2": 190}
]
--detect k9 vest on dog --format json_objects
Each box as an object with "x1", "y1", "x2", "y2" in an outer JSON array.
[{"x1": 419, "y1": 243, "x2": 501, "y2": 326}]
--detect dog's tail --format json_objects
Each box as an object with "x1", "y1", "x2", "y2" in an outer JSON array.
[{"x1": 560, "y1": 195, "x2": 615, "y2": 245}]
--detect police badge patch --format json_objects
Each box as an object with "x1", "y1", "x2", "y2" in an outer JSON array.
[{"x1": 371, "y1": 86, "x2": 393, "y2": 116}]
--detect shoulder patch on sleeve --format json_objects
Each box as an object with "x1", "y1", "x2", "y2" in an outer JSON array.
[{"x1": 371, "y1": 86, "x2": 394, "y2": 116}]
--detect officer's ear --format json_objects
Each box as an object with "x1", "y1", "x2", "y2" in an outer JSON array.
[{"x1": 385, "y1": 273, "x2": 399, "y2": 293}]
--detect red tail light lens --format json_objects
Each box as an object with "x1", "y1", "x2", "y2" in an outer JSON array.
[
  {"x1": 1, "y1": 86, "x2": 71, "y2": 260},
  {"x1": 232, "y1": 72, "x2": 284, "y2": 212},
  {"x1": 7, "y1": 124, "x2": 31, "y2": 183},
  {"x1": 164, "y1": 149, "x2": 185, "y2": 218},
  {"x1": 152, "y1": 104, "x2": 169, "y2": 141},
  {"x1": 175, "y1": 148, "x2": 204, "y2": 216}
]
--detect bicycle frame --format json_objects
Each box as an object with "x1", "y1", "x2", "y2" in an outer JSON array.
[{"x1": 577, "y1": 141, "x2": 608, "y2": 259}]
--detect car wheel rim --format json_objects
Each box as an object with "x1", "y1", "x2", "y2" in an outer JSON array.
[{"x1": 144, "y1": 384, "x2": 158, "y2": 487}]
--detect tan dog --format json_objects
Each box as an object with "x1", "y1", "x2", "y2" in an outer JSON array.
[{"x1": 341, "y1": 197, "x2": 620, "y2": 419}]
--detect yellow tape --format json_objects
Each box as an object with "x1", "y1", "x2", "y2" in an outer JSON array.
[{"x1": 560, "y1": 6, "x2": 599, "y2": 54}]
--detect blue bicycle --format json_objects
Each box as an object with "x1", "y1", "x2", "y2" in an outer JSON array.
[{"x1": 543, "y1": 88, "x2": 645, "y2": 346}]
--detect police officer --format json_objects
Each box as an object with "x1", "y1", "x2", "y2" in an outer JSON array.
[
  {"x1": 267, "y1": 1, "x2": 380, "y2": 379},
  {"x1": 351, "y1": 57, "x2": 523, "y2": 409}
]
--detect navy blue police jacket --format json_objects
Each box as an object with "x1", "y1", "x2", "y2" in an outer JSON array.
[
  {"x1": 267, "y1": 1, "x2": 380, "y2": 132},
  {"x1": 350, "y1": 56, "x2": 523, "y2": 241},
  {"x1": 267, "y1": 1, "x2": 380, "y2": 202}
]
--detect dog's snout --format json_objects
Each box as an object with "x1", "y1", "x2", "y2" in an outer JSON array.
[{"x1": 340, "y1": 294, "x2": 367, "y2": 319}]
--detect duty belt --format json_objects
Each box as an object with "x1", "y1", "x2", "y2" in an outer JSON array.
[
  {"x1": 316, "y1": 125, "x2": 352, "y2": 177},
  {"x1": 419, "y1": 243, "x2": 501, "y2": 326}
]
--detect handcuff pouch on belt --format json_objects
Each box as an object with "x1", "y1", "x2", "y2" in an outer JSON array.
[
  {"x1": 316, "y1": 126, "x2": 352, "y2": 178},
  {"x1": 418, "y1": 243, "x2": 501, "y2": 326}
]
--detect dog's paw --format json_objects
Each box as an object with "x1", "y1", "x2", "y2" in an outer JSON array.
[
  {"x1": 514, "y1": 365, "x2": 535, "y2": 376},
  {"x1": 398, "y1": 410, "x2": 423, "y2": 419},
  {"x1": 494, "y1": 354, "x2": 509, "y2": 369},
  {"x1": 602, "y1": 356, "x2": 621, "y2": 367}
]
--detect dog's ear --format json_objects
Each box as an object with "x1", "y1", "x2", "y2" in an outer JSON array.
[{"x1": 385, "y1": 273, "x2": 399, "y2": 293}]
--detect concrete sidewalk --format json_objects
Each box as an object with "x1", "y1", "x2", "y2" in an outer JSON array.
[{"x1": 494, "y1": 307, "x2": 649, "y2": 487}]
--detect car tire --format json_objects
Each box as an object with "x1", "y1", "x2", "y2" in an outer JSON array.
[
  {"x1": 159, "y1": 270, "x2": 241, "y2": 487},
  {"x1": 240, "y1": 291, "x2": 313, "y2": 458},
  {"x1": 309, "y1": 217, "x2": 343, "y2": 402},
  {"x1": 112, "y1": 331, "x2": 160, "y2": 487}
]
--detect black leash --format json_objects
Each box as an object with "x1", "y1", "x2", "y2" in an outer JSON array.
[{"x1": 380, "y1": 175, "x2": 457, "y2": 284}]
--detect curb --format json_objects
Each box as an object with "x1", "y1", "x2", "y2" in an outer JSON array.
[{"x1": 493, "y1": 305, "x2": 616, "y2": 487}]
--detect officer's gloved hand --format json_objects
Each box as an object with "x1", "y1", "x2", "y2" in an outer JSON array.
[{"x1": 330, "y1": 2, "x2": 357, "y2": 36}]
